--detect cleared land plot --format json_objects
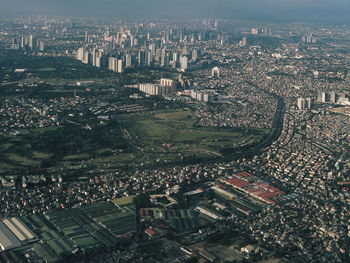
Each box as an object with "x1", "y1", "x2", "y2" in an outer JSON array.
[
  {"x1": 208, "y1": 245, "x2": 243, "y2": 262},
  {"x1": 111, "y1": 196, "x2": 135, "y2": 206}
]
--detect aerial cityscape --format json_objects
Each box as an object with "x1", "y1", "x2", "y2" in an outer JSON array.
[{"x1": 0, "y1": 1, "x2": 349, "y2": 263}]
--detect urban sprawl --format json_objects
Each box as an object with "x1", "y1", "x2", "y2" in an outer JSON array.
[{"x1": 0, "y1": 17, "x2": 349, "y2": 263}]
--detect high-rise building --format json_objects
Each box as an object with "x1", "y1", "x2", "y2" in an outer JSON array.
[
  {"x1": 297, "y1": 97, "x2": 306, "y2": 110},
  {"x1": 239, "y1": 37, "x2": 247, "y2": 47},
  {"x1": 20, "y1": 36, "x2": 25, "y2": 48},
  {"x1": 211, "y1": 67, "x2": 220, "y2": 78},
  {"x1": 180, "y1": 56, "x2": 188, "y2": 71},
  {"x1": 251, "y1": 28, "x2": 258, "y2": 35},
  {"x1": 95, "y1": 51, "x2": 103, "y2": 68},
  {"x1": 138, "y1": 83, "x2": 175, "y2": 96},
  {"x1": 172, "y1": 51, "x2": 179, "y2": 65},
  {"x1": 161, "y1": 49, "x2": 168, "y2": 67},
  {"x1": 298, "y1": 97, "x2": 312, "y2": 110},
  {"x1": 101, "y1": 54, "x2": 108, "y2": 68},
  {"x1": 130, "y1": 36, "x2": 137, "y2": 47},
  {"x1": 83, "y1": 50, "x2": 90, "y2": 64},
  {"x1": 28, "y1": 35, "x2": 36, "y2": 50},
  {"x1": 214, "y1": 21, "x2": 218, "y2": 30},
  {"x1": 338, "y1": 93, "x2": 350, "y2": 104},
  {"x1": 117, "y1": 59, "x2": 123, "y2": 73},
  {"x1": 125, "y1": 54, "x2": 132, "y2": 68},
  {"x1": 330, "y1": 92, "x2": 337, "y2": 104},
  {"x1": 322, "y1": 92, "x2": 329, "y2": 103},
  {"x1": 88, "y1": 52, "x2": 93, "y2": 64},
  {"x1": 108, "y1": 57, "x2": 113, "y2": 71},
  {"x1": 38, "y1": 40, "x2": 45, "y2": 52},
  {"x1": 190, "y1": 90, "x2": 214, "y2": 102},
  {"x1": 146, "y1": 51, "x2": 152, "y2": 67},
  {"x1": 260, "y1": 28, "x2": 270, "y2": 35},
  {"x1": 108, "y1": 57, "x2": 118, "y2": 72},
  {"x1": 76, "y1": 47, "x2": 85, "y2": 61},
  {"x1": 302, "y1": 34, "x2": 316, "y2": 44},
  {"x1": 160, "y1": 78, "x2": 177, "y2": 89},
  {"x1": 191, "y1": 49, "x2": 198, "y2": 61},
  {"x1": 92, "y1": 49, "x2": 97, "y2": 67},
  {"x1": 317, "y1": 91, "x2": 329, "y2": 103},
  {"x1": 138, "y1": 50, "x2": 146, "y2": 67},
  {"x1": 149, "y1": 43, "x2": 156, "y2": 55},
  {"x1": 305, "y1": 98, "x2": 312, "y2": 109}
]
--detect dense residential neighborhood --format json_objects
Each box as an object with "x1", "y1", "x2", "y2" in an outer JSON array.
[{"x1": 0, "y1": 15, "x2": 349, "y2": 263}]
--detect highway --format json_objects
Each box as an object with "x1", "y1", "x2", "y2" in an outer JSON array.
[{"x1": 222, "y1": 83, "x2": 285, "y2": 160}]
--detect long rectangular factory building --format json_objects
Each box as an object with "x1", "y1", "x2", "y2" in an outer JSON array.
[
  {"x1": 0, "y1": 222, "x2": 21, "y2": 251},
  {"x1": 2, "y1": 217, "x2": 38, "y2": 243}
]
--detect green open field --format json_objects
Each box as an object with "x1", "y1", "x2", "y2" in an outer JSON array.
[
  {"x1": 105, "y1": 109, "x2": 269, "y2": 166},
  {"x1": 0, "y1": 121, "x2": 127, "y2": 172},
  {"x1": 0, "y1": 109, "x2": 268, "y2": 173},
  {"x1": 0, "y1": 128, "x2": 59, "y2": 172},
  {"x1": 122, "y1": 109, "x2": 266, "y2": 147},
  {"x1": 36, "y1": 67, "x2": 56, "y2": 72}
]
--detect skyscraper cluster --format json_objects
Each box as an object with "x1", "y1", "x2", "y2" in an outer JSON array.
[
  {"x1": 138, "y1": 83, "x2": 176, "y2": 96},
  {"x1": 302, "y1": 34, "x2": 317, "y2": 44},
  {"x1": 297, "y1": 97, "x2": 312, "y2": 110},
  {"x1": 74, "y1": 26, "x2": 211, "y2": 72},
  {"x1": 190, "y1": 90, "x2": 215, "y2": 102},
  {"x1": 19, "y1": 35, "x2": 45, "y2": 51},
  {"x1": 250, "y1": 27, "x2": 270, "y2": 35},
  {"x1": 76, "y1": 45, "x2": 199, "y2": 72},
  {"x1": 317, "y1": 91, "x2": 350, "y2": 104}
]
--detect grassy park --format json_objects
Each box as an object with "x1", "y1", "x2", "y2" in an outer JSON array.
[
  {"x1": 0, "y1": 108, "x2": 268, "y2": 173},
  {"x1": 121, "y1": 109, "x2": 266, "y2": 154},
  {"x1": 89, "y1": 109, "x2": 268, "y2": 168}
]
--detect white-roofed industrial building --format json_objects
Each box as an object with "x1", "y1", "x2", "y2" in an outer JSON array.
[
  {"x1": 2, "y1": 217, "x2": 38, "y2": 244},
  {"x1": 0, "y1": 217, "x2": 38, "y2": 251},
  {"x1": 0, "y1": 222, "x2": 21, "y2": 251}
]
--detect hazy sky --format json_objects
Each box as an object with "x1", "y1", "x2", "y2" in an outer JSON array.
[{"x1": 1, "y1": 0, "x2": 350, "y2": 23}]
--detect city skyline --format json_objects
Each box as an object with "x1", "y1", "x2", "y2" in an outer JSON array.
[
  {"x1": 0, "y1": 1, "x2": 350, "y2": 261},
  {"x1": 1, "y1": 0, "x2": 350, "y2": 23}
]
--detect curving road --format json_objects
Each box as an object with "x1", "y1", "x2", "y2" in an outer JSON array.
[{"x1": 222, "y1": 83, "x2": 285, "y2": 160}]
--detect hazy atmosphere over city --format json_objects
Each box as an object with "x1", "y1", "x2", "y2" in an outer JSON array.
[
  {"x1": 0, "y1": 0, "x2": 350, "y2": 262},
  {"x1": 1, "y1": 0, "x2": 350, "y2": 22}
]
